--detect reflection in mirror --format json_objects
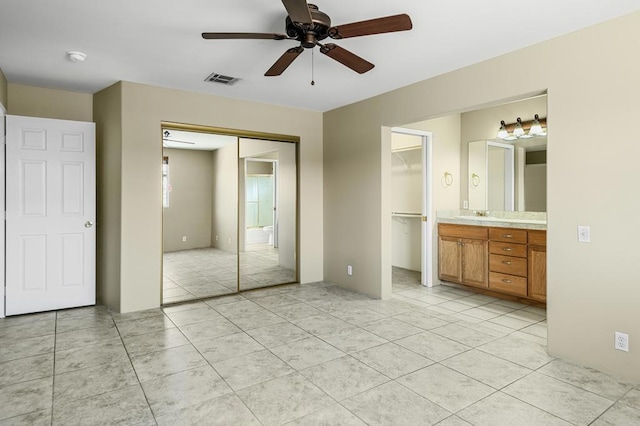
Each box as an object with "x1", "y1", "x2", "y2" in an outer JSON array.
[
  {"x1": 469, "y1": 138, "x2": 546, "y2": 212},
  {"x1": 468, "y1": 141, "x2": 514, "y2": 211},
  {"x1": 522, "y1": 147, "x2": 547, "y2": 212},
  {"x1": 239, "y1": 138, "x2": 297, "y2": 290},
  {"x1": 161, "y1": 129, "x2": 238, "y2": 304}
]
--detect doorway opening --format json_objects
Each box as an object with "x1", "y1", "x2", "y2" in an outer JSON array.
[{"x1": 389, "y1": 128, "x2": 433, "y2": 294}]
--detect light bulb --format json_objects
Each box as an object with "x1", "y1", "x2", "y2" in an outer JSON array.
[
  {"x1": 497, "y1": 120, "x2": 509, "y2": 139},
  {"x1": 513, "y1": 118, "x2": 525, "y2": 137},
  {"x1": 529, "y1": 114, "x2": 543, "y2": 135}
]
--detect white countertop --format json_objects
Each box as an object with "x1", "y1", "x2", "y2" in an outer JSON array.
[{"x1": 437, "y1": 210, "x2": 547, "y2": 230}]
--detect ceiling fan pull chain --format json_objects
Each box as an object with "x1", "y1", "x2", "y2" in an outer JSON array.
[{"x1": 311, "y1": 48, "x2": 315, "y2": 86}]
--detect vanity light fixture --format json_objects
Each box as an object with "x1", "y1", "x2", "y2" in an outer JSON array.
[
  {"x1": 497, "y1": 121, "x2": 509, "y2": 139},
  {"x1": 529, "y1": 114, "x2": 543, "y2": 136},
  {"x1": 513, "y1": 118, "x2": 525, "y2": 137},
  {"x1": 496, "y1": 115, "x2": 547, "y2": 140}
]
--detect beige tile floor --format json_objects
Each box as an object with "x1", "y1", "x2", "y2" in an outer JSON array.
[
  {"x1": 163, "y1": 246, "x2": 296, "y2": 304},
  {"x1": 0, "y1": 270, "x2": 639, "y2": 425}
]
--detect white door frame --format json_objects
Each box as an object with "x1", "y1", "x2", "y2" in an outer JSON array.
[
  {"x1": 0, "y1": 103, "x2": 5, "y2": 318},
  {"x1": 487, "y1": 141, "x2": 515, "y2": 211},
  {"x1": 391, "y1": 127, "x2": 433, "y2": 287},
  {"x1": 244, "y1": 158, "x2": 278, "y2": 246}
]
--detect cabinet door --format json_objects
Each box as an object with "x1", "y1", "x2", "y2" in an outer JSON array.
[
  {"x1": 528, "y1": 245, "x2": 547, "y2": 301},
  {"x1": 438, "y1": 236, "x2": 462, "y2": 283},
  {"x1": 461, "y1": 238, "x2": 488, "y2": 287}
]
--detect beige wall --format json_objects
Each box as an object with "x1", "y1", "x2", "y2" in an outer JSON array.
[
  {"x1": 0, "y1": 68, "x2": 7, "y2": 108},
  {"x1": 323, "y1": 12, "x2": 640, "y2": 381},
  {"x1": 162, "y1": 148, "x2": 214, "y2": 252},
  {"x1": 93, "y1": 83, "x2": 122, "y2": 309},
  {"x1": 7, "y1": 83, "x2": 92, "y2": 121},
  {"x1": 95, "y1": 81, "x2": 323, "y2": 313}
]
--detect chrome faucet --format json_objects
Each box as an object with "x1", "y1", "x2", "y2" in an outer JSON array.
[{"x1": 474, "y1": 210, "x2": 488, "y2": 217}]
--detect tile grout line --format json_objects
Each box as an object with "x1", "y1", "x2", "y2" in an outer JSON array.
[{"x1": 112, "y1": 311, "x2": 161, "y2": 425}]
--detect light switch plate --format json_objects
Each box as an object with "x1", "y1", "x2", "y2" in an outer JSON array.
[{"x1": 578, "y1": 225, "x2": 590, "y2": 243}]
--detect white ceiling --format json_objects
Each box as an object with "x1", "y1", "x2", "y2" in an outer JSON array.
[{"x1": 1, "y1": 1, "x2": 639, "y2": 112}]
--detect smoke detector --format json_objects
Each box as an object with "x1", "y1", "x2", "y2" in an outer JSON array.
[{"x1": 67, "y1": 51, "x2": 87, "y2": 62}]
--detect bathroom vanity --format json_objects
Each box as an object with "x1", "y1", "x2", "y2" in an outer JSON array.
[{"x1": 437, "y1": 212, "x2": 546, "y2": 304}]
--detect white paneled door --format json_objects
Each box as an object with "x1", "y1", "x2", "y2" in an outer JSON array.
[{"x1": 6, "y1": 115, "x2": 96, "y2": 315}]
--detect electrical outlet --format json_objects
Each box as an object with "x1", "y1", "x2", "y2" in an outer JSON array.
[
  {"x1": 228, "y1": 237, "x2": 232, "y2": 245},
  {"x1": 182, "y1": 236, "x2": 187, "y2": 242},
  {"x1": 615, "y1": 332, "x2": 629, "y2": 352},
  {"x1": 215, "y1": 235, "x2": 219, "y2": 241},
  {"x1": 463, "y1": 200, "x2": 469, "y2": 209},
  {"x1": 347, "y1": 265, "x2": 353, "y2": 276}
]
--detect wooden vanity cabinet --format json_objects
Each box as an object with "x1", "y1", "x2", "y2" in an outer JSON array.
[
  {"x1": 527, "y1": 230, "x2": 547, "y2": 301},
  {"x1": 438, "y1": 223, "x2": 547, "y2": 303},
  {"x1": 438, "y1": 224, "x2": 488, "y2": 288}
]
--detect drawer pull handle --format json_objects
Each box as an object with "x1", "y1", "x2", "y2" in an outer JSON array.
[
  {"x1": 502, "y1": 260, "x2": 512, "y2": 265},
  {"x1": 502, "y1": 279, "x2": 512, "y2": 284},
  {"x1": 502, "y1": 247, "x2": 513, "y2": 252},
  {"x1": 502, "y1": 234, "x2": 513, "y2": 238}
]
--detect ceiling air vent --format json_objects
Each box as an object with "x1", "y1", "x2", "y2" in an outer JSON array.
[{"x1": 205, "y1": 72, "x2": 240, "y2": 85}]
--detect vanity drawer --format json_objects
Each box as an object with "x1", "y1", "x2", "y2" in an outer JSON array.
[
  {"x1": 489, "y1": 254, "x2": 527, "y2": 277},
  {"x1": 528, "y1": 230, "x2": 547, "y2": 247},
  {"x1": 489, "y1": 272, "x2": 527, "y2": 296},
  {"x1": 489, "y1": 228, "x2": 527, "y2": 244},
  {"x1": 439, "y1": 223, "x2": 488, "y2": 239},
  {"x1": 489, "y1": 241, "x2": 527, "y2": 258}
]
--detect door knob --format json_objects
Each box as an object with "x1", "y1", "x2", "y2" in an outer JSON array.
[{"x1": 84, "y1": 221, "x2": 94, "y2": 228}]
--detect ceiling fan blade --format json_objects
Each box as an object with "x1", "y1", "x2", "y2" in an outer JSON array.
[
  {"x1": 319, "y1": 44, "x2": 374, "y2": 74},
  {"x1": 281, "y1": 0, "x2": 313, "y2": 25},
  {"x1": 329, "y1": 14, "x2": 412, "y2": 39},
  {"x1": 265, "y1": 46, "x2": 305, "y2": 76},
  {"x1": 202, "y1": 32, "x2": 288, "y2": 40}
]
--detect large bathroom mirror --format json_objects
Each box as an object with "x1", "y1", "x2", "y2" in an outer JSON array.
[
  {"x1": 239, "y1": 138, "x2": 297, "y2": 290},
  {"x1": 161, "y1": 129, "x2": 239, "y2": 304}
]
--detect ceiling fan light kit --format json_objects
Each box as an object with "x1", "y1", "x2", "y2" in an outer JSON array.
[{"x1": 202, "y1": 0, "x2": 412, "y2": 78}]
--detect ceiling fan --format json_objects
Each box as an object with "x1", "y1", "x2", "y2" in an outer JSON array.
[{"x1": 202, "y1": 0, "x2": 412, "y2": 77}]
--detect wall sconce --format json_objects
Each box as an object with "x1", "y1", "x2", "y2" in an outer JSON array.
[{"x1": 496, "y1": 114, "x2": 547, "y2": 140}]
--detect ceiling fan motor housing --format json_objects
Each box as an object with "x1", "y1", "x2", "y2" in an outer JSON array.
[{"x1": 285, "y1": 4, "x2": 331, "y2": 48}]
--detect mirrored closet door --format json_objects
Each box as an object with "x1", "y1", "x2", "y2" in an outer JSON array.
[
  {"x1": 161, "y1": 127, "x2": 297, "y2": 305},
  {"x1": 238, "y1": 138, "x2": 297, "y2": 291},
  {"x1": 161, "y1": 129, "x2": 239, "y2": 303}
]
